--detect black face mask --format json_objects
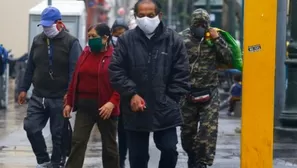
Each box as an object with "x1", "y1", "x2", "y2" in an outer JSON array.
[{"x1": 191, "y1": 26, "x2": 207, "y2": 39}]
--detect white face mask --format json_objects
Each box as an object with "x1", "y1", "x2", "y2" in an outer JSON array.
[
  {"x1": 43, "y1": 24, "x2": 59, "y2": 38},
  {"x1": 112, "y1": 36, "x2": 118, "y2": 45},
  {"x1": 136, "y1": 16, "x2": 160, "y2": 34}
]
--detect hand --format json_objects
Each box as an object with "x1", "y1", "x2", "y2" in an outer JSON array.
[
  {"x1": 130, "y1": 94, "x2": 146, "y2": 112},
  {"x1": 63, "y1": 94, "x2": 67, "y2": 107},
  {"x1": 18, "y1": 91, "x2": 27, "y2": 105},
  {"x1": 63, "y1": 105, "x2": 72, "y2": 118},
  {"x1": 99, "y1": 102, "x2": 115, "y2": 120},
  {"x1": 209, "y1": 28, "x2": 219, "y2": 39}
]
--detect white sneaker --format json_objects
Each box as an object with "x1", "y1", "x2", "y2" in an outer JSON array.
[{"x1": 36, "y1": 162, "x2": 51, "y2": 168}]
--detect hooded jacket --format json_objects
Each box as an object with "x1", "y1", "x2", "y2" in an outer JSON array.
[{"x1": 179, "y1": 8, "x2": 232, "y2": 89}]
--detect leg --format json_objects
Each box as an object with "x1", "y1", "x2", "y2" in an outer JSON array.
[
  {"x1": 118, "y1": 113, "x2": 128, "y2": 167},
  {"x1": 180, "y1": 102, "x2": 199, "y2": 166},
  {"x1": 228, "y1": 97, "x2": 236, "y2": 113},
  {"x1": 65, "y1": 105, "x2": 96, "y2": 168},
  {"x1": 23, "y1": 95, "x2": 50, "y2": 165},
  {"x1": 196, "y1": 92, "x2": 219, "y2": 166},
  {"x1": 97, "y1": 116, "x2": 119, "y2": 168},
  {"x1": 47, "y1": 98, "x2": 65, "y2": 167},
  {"x1": 153, "y1": 127, "x2": 178, "y2": 168},
  {"x1": 126, "y1": 130, "x2": 150, "y2": 168}
]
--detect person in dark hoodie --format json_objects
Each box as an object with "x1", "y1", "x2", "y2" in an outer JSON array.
[
  {"x1": 111, "y1": 18, "x2": 129, "y2": 168},
  {"x1": 18, "y1": 6, "x2": 82, "y2": 168},
  {"x1": 111, "y1": 18, "x2": 129, "y2": 47}
]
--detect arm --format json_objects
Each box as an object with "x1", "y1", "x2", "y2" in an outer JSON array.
[
  {"x1": 213, "y1": 36, "x2": 232, "y2": 65},
  {"x1": 2, "y1": 48, "x2": 8, "y2": 64},
  {"x1": 108, "y1": 36, "x2": 137, "y2": 99},
  {"x1": 109, "y1": 91, "x2": 120, "y2": 107},
  {"x1": 167, "y1": 35, "x2": 190, "y2": 102},
  {"x1": 68, "y1": 40, "x2": 82, "y2": 87},
  {"x1": 19, "y1": 42, "x2": 35, "y2": 92}
]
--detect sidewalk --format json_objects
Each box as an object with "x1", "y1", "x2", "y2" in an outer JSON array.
[{"x1": 0, "y1": 106, "x2": 297, "y2": 167}]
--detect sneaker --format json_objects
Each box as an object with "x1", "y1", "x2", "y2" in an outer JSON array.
[{"x1": 36, "y1": 162, "x2": 52, "y2": 168}]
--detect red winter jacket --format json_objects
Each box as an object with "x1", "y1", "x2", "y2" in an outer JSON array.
[{"x1": 66, "y1": 45, "x2": 120, "y2": 116}]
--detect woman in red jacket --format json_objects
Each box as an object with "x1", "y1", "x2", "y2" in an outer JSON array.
[{"x1": 63, "y1": 23, "x2": 120, "y2": 168}]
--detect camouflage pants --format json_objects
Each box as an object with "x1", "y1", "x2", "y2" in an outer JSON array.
[{"x1": 180, "y1": 91, "x2": 219, "y2": 166}]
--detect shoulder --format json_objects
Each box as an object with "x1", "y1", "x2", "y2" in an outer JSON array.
[
  {"x1": 179, "y1": 28, "x2": 193, "y2": 45},
  {"x1": 163, "y1": 28, "x2": 185, "y2": 47},
  {"x1": 119, "y1": 29, "x2": 136, "y2": 42},
  {"x1": 33, "y1": 33, "x2": 44, "y2": 42},
  {"x1": 64, "y1": 31, "x2": 78, "y2": 41}
]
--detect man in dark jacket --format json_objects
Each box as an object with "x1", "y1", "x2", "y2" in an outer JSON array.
[
  {"x1": 18, "y1": 7, "x2": 82, "y2": 168},
  {"x1": 109, "y1": 1, "x2": 190, "y2": 168}
]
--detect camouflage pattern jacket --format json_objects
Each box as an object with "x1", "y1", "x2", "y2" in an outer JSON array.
[{"x1": 179, "y1": 28, "x2": 232, "y2": 89}]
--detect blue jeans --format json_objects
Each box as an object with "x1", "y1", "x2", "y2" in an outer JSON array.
[{"x1": 23, "y1": 94, "x2": 64, "y2": 167}]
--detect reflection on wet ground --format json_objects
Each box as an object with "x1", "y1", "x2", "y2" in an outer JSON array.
[{"x1": 0, "y1": 80, "x2": 297, "y2": 168}]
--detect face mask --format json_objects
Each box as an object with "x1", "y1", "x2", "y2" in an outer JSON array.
[
  {"x1": 112, "y1": 36, "x2": 118, "y2": 45},
  {"x1": 136, "y1": 16, "x2": 160, "y2": 34},
  {"x1": 88, "y1": 38, "x2": 103, "y2": 53},
  {"x1": 191, "y1": 26, "x2": 207, "y2": 39},
  {"x1": 43, "y1": 24, "x2": 59, "y2": 38}
]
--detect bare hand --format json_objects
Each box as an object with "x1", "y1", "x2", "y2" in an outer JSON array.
[
  {"x1": 99, "y1": 102, "x2": 115, "y2": 120},
  {"x1": 63, "y1": 105, "x2": 72, "y2": 118},
  {"x1": 130, "y1": 94, "x2": 146, "y2": 112},
  {"x1": 18, "y1": 91, "x2": 27, "y2": 105},
  {"x1": 209, "y1": 28, "x2": 219, "y2": 39}
]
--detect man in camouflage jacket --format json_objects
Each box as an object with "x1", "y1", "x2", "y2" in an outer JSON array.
[{"x1": 179, "y1": 8, "x2": 232, "y2": 168}]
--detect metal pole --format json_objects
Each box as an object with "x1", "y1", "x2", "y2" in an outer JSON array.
[
  {"x1": 168, "y1": 0, "x2": 173, "y2": 27},
  {"x1": 206, "y1": 0, "x2": 211, "y2": 13},
  {"x1": 48, "y1": 0, "x2": 52, "y2": 6},
  {"x1": 239, "y1": 0, "x2": 244, "y2": 50},
  {"x1": 182, "y1": 0, "x2": 189, "y2": 30},
  {"x1": 274, "y1": 0, "x2": 287, "y2": 128},
  {"x1": 228, "y1": 0, "x2": 236, "y2": 37},
  {"x1": 241, "y1": 0, "x2": 277, "y2": 166}
]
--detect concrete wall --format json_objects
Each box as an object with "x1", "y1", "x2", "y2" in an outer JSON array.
[{"x1": 0, "y1": 0, "x2": 42, "y2": 58}]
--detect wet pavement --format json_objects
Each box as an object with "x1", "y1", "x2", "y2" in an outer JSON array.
[{"x1": 0, "y1": 80, "x2": 297, "y2": 168}]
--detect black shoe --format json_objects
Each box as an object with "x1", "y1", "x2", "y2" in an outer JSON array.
[{"x1": 197, "y1": 162, "x2": 207, "y2": 168}]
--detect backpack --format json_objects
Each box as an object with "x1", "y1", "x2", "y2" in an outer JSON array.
[{"x1": 206, "y1": 28, "x2": 243, "y2": 71}]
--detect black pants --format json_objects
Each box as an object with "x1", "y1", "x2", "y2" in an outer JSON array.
[
  {"x1": 118, "y1": 112, "x2": 127, "y2": 167},
  {"x1": 126, "y1": 127, "x2": 178, "y2": 168},
  {"x1": 23, "y1": 94, "x2": 64, "y2": 167}
]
